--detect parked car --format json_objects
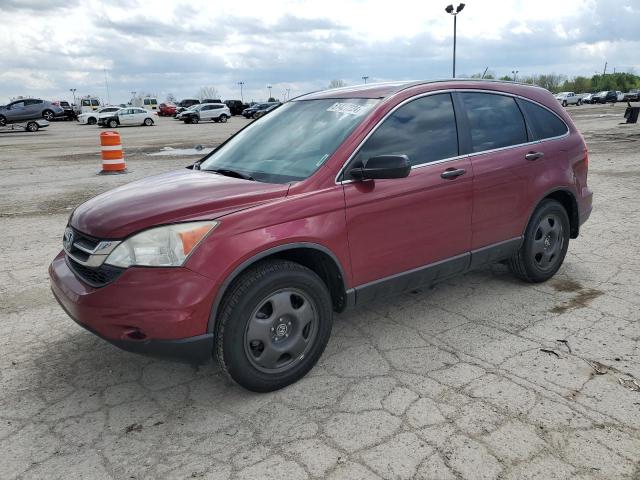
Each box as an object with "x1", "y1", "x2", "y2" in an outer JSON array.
[
  {"x1": 77, "y1": 106, "x2": 122, "y2": 125},
  {"x1": 622, "y1": 90, "x2": 639, "y2": 102},
  {"x1": 242, "y1": 102, "x2": 276, "y2": 118},
  {"x1": 0, "y1": 98, "x2": 63, "y2": 125},
  {"x1": 52, "y1": 100, "x2": 77, "y2": 120},
  {"x1": 180, "y1": 103, "x2": 231, "y2": 124},
  {"x1": 175, "y1": 104, "x2": 201, "y2": 120},
  {"x1": 158, "y1": 103, "x2": 177, "y2": 117},
  {"x1": 555, "y1": 92, "x2": 581, "y2": 107},
  {"x1": 50, "y1": 80, "x2": 592, "y2": 392},
  {"x1": 224, "y1": 100, "x2": 246, "y2": 115},
  {"x1": 97, "y1": 107, "x2": 155, "y2": 128},
  {"x1": 616, "y1": 91, "x2": 625, "y2": 102},
  {"x1": 175, "y1": 99, "x2": 200, "y2": 116},
  {"x1": 252, "y1": 102, "x2": 281, "y2": 119},
  {"x1": 593, "y1": 91, "x2": 618, "y2": 103},
  {"x1": 581, "y1": 93, "x2": 596, "y2": 104}
]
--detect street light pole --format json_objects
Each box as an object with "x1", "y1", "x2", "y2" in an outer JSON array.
[
  {"x1": 445, "y1": 3, "x2": 465, "y2": 78},
  {"x1": 238, "y1": 81, "x2": 245, "y2": 103},
  {"x1": 69, "y1": 88, "x2": 76, "y2": 105},
  {"x1": 362, "y1": 76, "x2": 369, "y2": 84},
  {"x1": 267, "y1": 85, "x2": 272, "y2": 100},
  {"x1": 511, "y1": 70, "x2": 519, "y2": 82}
]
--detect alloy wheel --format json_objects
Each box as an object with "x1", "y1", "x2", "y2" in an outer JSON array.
[{"x1": 244, "y1": 288, "x2": 318, "y2": 373}]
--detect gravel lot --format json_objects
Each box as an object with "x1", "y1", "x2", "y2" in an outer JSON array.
[{"x1": 1, "y1": 105, "x2": 639, "y2": 479}]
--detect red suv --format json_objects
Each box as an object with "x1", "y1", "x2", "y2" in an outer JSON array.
[
  {"x1": 158, "y1": 103, "x2": 177, "y2": 117},
  {"x1": 50, "y1": 80, "x2": 592, "y2": 392}
]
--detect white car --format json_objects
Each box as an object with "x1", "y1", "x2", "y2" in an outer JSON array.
[
  {"x1": 555, "y1": 92, "x2": 582, "y2": 107},
  {"x1": 179, "y1": 103, "x2": 231, "y2": 124},
  {"x1": 77, "y1": 106, "x2": 122, "y2": 125},
  {"x1": 175, "y1": 104, "x2": 200, "y2": 120},
  {"x1": 98, "y1": 107, "x2": 155, "y2": 128}
]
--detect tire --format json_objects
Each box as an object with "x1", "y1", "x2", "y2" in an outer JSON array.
[
  {"x1": 509, "y1": 199, "x2": 570, "y2": 283},
  {"x1": 144, "y1": 118, "x2": 153, "y2": 126},
  {"x1": 219, "y1": 114, "x2": 228, "y2": 123},
  {"x1": 562, "y1": 100, "x2": 568, "y2": 107},
  {"x1": 87, "y1": 117, "x2": 96, "y2": 125},
  {"x1": 0, "y1": 115, "x2": 6, "y2": 127},
  {"x1": 215, "y1": 259, "x2": 333, "y2": 392},
  {"x1": 191, "y1": 117, "x2": 198, "y2": 124},
  {"x1": 42, "y1": 109, "x2": 54, "y2": 121},
  {"x1": 577, "y1": 100, "x2": 582, "y2": 106},
  {"x1": 26, "y1": 121, "x2": 38, "y2": 132},
  {"x1": 108, "y1": 119, "x2": 118, "y2": 128}
]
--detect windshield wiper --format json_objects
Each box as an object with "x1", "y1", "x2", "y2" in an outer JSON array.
[{"x1": 206, "y1": 168, "x2": 255, "y2": 181}]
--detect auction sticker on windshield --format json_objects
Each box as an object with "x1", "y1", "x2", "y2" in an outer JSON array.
[{"x1": 327, "y1": 102, "x2": 370, "y2": 115}]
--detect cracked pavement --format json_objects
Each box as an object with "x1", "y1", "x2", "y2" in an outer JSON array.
[{"x1": 1, "y1": 106, "x2": 639, "y2": 479}]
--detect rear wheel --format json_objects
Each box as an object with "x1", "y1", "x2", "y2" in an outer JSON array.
[
  {"x1": 219, "y1": 114, "x2": 228, "y2": 123},
  {"x1": 0, "y1": 115, "x2": 6, "y2": 126},
  {"x1": 509, "y1": 199, "x2": 570, "y2": 283},
  {"x1": 26, "y1": 121, "x2": 39, "y2": 132},
  {"x1": 215, "y1": 260, "x2": 333, "y2": 392},
  {"x1": 562, "y1": 100, "x2": 568, "y2": 107},
  {"x1": 42, "y1": 109, "x2": 54, "y2": 121},
  {"x1": 144, "y1": 118, "x2": 153, "y2": 126}
]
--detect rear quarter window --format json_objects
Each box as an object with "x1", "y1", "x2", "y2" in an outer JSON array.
[
  {"x1": 518, "y1": 99, "x2": 568, "y2": 140},
  {"x1": 460, "y1": 92, "x2": 527, "y2": 153}
]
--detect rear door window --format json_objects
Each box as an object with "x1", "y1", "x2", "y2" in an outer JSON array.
[
  {"x1": 517, "y1": 99, "x2": 568, "y2": 140},
  {"x1": 91, "y1": 100, "x2": 100, "y2": 107},
  {"x1": 354, "y1": 93, "x2": 459, "y2": 167},
  {"x1": 459, "y1": 93, "x2": 527, "y2": 152}
]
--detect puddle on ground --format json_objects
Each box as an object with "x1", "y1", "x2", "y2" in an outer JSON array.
[{"x1": 147, "y1": 146, "x2": 213, "y2": 156}]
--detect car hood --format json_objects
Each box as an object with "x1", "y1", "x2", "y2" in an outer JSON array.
[{"x1": 70, "y1": 169, "x2": 289, "y2": 239}]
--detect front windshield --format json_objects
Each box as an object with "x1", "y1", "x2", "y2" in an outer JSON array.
[{"x1": 200, "y1": 98, "x2": 379, "y2": 183}]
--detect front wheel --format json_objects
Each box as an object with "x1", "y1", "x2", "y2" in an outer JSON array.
[
  {"x1": 0, "y1": 115, "x2": 6, "y2": 126},
  {"x1": 42, "y1": 110, "x2": 54, "y2": 121},
  {"x1": 509, "y1": 199, "x2": 570, "y2": 283},
  {"x1": 144, "y1": 118, "x2": 153, "y2": 126},
  {"x1": 215, "y1": 260, "x2": 333, "y2": 392},
  {"x1": 577, "y1": 100, "x2": 582, "y2": 106},
  {"x1": 108, "y1": 119, "x2": 118, "y2": 128},
  {"x1": 87, "y1": 117, "x2": 97, "y2": 125},
  {"x1": 562, "y1": 100, "x2": 568, "y2": 107}
]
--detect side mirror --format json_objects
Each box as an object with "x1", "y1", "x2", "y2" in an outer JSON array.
[{"x1": 350, "y1": 155, "x2": 411, "y2": 181}]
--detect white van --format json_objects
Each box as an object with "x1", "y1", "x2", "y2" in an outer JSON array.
[
  {"x1": 132, "y1": 97, "x2": 158, "y2": 111},
  {"x1": 77, "y1": 97, "x2": 101, "y2": 114}
]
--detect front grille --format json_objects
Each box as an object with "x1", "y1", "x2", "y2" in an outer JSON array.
[{"x1": 66, "y1": 256, "x2": 123, "y2": 288}]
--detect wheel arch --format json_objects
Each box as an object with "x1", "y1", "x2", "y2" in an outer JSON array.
[
  {"x1": 526, "y1": 188, "x2": 579, "y2": 238},
  {"x1": 207, "y1": 242, "x2": 351, "y2": 334}
]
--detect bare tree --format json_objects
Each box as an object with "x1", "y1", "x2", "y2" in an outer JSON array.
[
  {"x1": 327, "y1": 79, "x2": 347, "y2": 89},
  {"x1": 166, "y1": 92, "x2": 177, "y2": 103},
  {"x1": 196, "y1": 86, "x2": 220, "y2": 101}
]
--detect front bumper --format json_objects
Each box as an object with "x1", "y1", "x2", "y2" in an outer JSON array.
[{"x1": 49, "y1": 251, "x2": 217, "y2": 364}]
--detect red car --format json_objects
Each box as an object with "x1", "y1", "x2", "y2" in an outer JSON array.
[
  {"x1": 50, "y1": 80, "x2": 592, "y2": 392},
  {"x1": 158, "y1": 102, "x2": 177, "y2": 117}
]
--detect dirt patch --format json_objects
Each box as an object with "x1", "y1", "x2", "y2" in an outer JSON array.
[
  {"x1": 551, "y1": 278, "x2": 583, "y2": 293},
  {"x1": 37, "y1": 189, "x2": 100, "y2": 214},
  {"x1": 550, "y1": 288, "x2": 604, "y2": 314}
]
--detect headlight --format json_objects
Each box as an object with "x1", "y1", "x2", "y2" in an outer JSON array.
[{"x1": 105, "y1": 221, "x2": 218, "y2": 268}]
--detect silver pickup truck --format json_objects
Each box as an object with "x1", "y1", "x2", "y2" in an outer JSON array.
[{"x1": 555, "y1": 92, "x2": 582, "y2": 107}]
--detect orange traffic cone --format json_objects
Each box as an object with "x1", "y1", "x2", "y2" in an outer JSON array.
[{"x1": 99, "y1": 131, "x2": 127, "y2": 174}]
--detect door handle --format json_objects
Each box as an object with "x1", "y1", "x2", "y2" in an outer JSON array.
[
  {"x1": 441, "y1": 168, "x2": 466, "y2": 179},
  {"x1": 525, "y1": 151, "x2": 545, "y2": 161}
]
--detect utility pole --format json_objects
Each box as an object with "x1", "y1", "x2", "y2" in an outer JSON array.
[
  {"x1": 362, "y1": 76, "x2": 369, "y2": 84},
  {"x1": 267, "y1": 84, "x2": 272, "y2": 100},
  {"x1": 103, "y1": 69, "x2": 111, "y2": 105},
  {"x1": 445, "y1": 3, "x2": 466, "y2": 78},
  {"x1": 238, "y1": 81, "x2": 245, "y2": 103},
  {"x1": 511, "y1": 70, "x2": 519, "y2": 82},
  {"x1": 603, "y1": 61, "x2": 608, "y2": 76}
]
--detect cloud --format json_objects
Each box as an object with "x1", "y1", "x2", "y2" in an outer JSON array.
[{"x1": 0, "y1": 0, "x2": 638, "y2": 104}]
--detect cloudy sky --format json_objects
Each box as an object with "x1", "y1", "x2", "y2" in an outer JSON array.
[{"x1": 1, "y1": 0, "x2": 638, "y2": 104}]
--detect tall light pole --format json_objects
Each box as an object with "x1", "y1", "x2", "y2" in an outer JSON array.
[
  {"x1": 69, "y1": 88, "x2": 76, "y2": 105},
  {"x1": 267, "y1": 84, "x2": 272, "y2": 100},
  {"x1": 445, "y1": 3, "x2": 465, "y2": 78},
  {"x1": 511, "y1": 70, "x2": 519, "y2": 82},
  {"x1": 238, "y1": 81, "x2": 245, "y2": 103},
  {"x1": 362, "y1": 76, "x2": 369, "y2": 84}
]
